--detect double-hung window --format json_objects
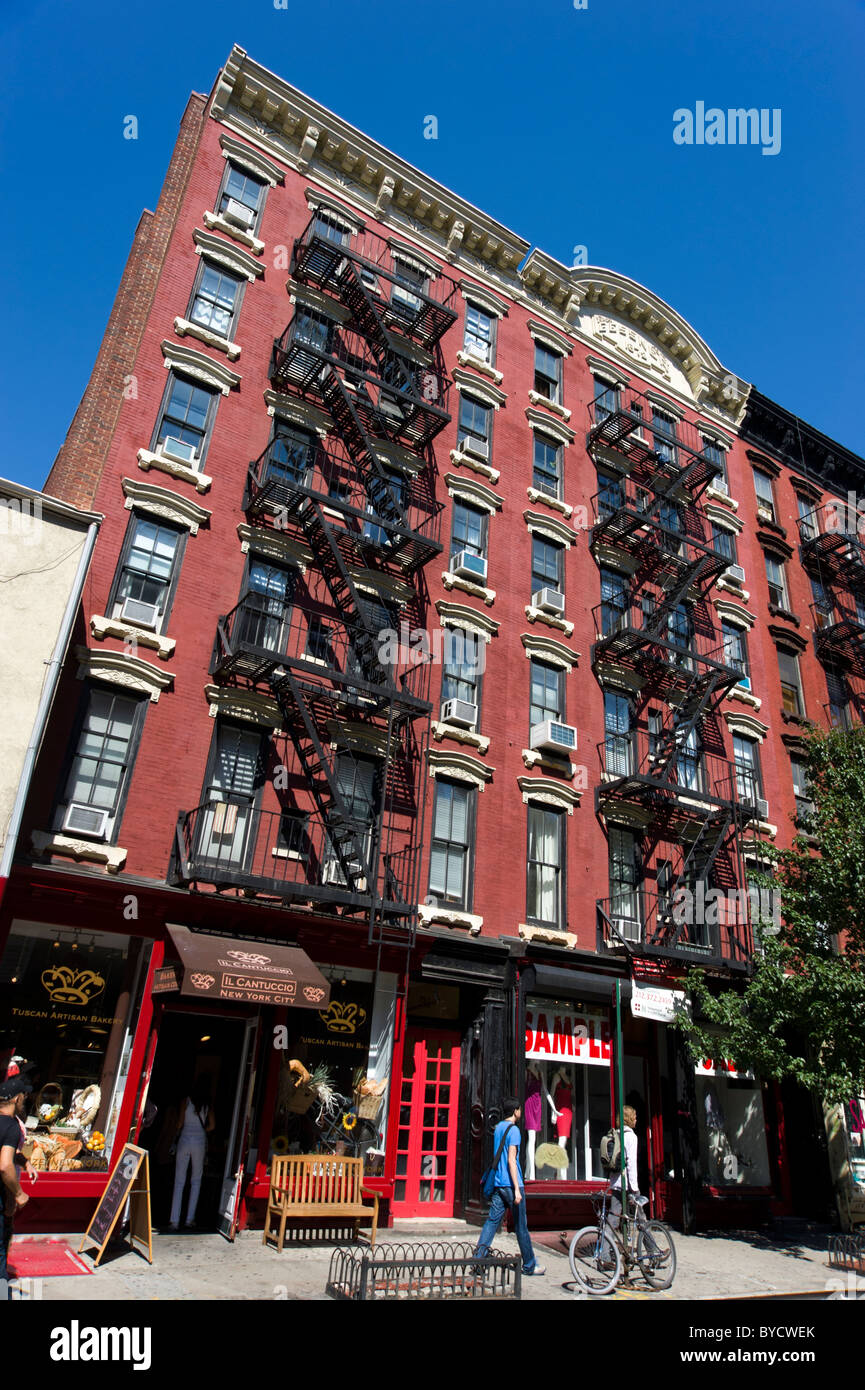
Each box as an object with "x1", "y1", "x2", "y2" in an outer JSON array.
[
  {"x1": 777, "y1": 648, "x2": 804, "y2": 716},
  {"x1": 764, "y1": 553, "x2": 788, "y2": 609},
  {"x1": 810, "y1": 575, "x2": 833, "y2": 628},
  {"x1": 826, "y1": 667, "x2": 853, "y2": 729},
  {"x1": 532, "y1": 435, "x2": 562, "y2": 498},
  {"x1": 364, "y1": 469, "x2": 406, "y2": 546},
  {"x1": 391, "y1": 257, "x2": 428, "y2": 317},
  {"x1": 188, "y1": 262, "x2": 243, "y2": 340},
  {"x1": 712, "y1": 523, "x2": 738, "y2": 564},
  {"x1": 609, "y1": 827, "x2": 640, "y2": 937},
  {"x1": 604, "y1": 691, "x2": 633, "y2": 776},
  {"x1": 529, "y1": 659, "x2": 563, "y2": 728},
  {"x1": 527, "y1": 806, "x2": 564, "y2": 928},
  {"x1": 797, "y1": 494, "x2": 818, "y2": 542},
  {"x1": 534, "y1": 345, "x2": 562, "y2": 403},
  {"x1": 702, "y1": 437, "x2": 727, "y2": 491},
  {"x1": 600, "y1": 567, "x2": 629, "y2": 636},
  {"x1": 109, "y1": 516, "x2": 184, "y2": 631},
  {"x1": 651, "y1": 409, "x2": 678, "y2": 466},
  {"x1": 313, "y1": 211, "x2": 351, "y2": 247},
  {"x1": 732, "y1": 734, "x2": 761, "y2": 804},
  {"x1": 753, "y1": 469, "x2": 776, "y2": 522},
  {"x1": 266, "y1": 423, "x2": 316, "y2": 491},
  {"x1": 593, "y1": 376, "x2": 618, "y2": 423},
  {"x1": 58, "y1": 687, "x2": 146, "y2": 841},
  {"x1": 154, "y1": 374, "x2": 218, "y2": 466},
  {"x1": 324, "y1": 754, "x2": 380, "y2": 887},
  {"x1": 721, "y1": 621, "x2": 749, "y2": 686},
  {"x1": 457, "y1": 395, "x2": 491, "y2": 456},
  {"x1": 429, "y1": 780, "x2": 473, "y2": 909},
  {"x1": 597, "y1": 469, "x2": 624, "y2": 520},
  {"x1": 531, "y1": 535, "x2": 564, "y2": 597},
  {"x1": 450, "y1": 502, "x2": 487, "y2": 570},
  {"x1": 441, "y1": 629, "x2": 481, "y2": 714},
  {"x1": 464, "y1": 303, "x2": 495, "y2": 364},
  {"x1": 667, "y1": 602, "x2": 693, "y2": 668},
  {"x1": 217, "y1": 165, "x2": 266, "y2": 233},
  {"x1": 790, "y1": 756, "x2": 814, "y2": 824},
  {"x1": 237, "y1": 559, "x2": 295, "y2": 655},
  {"x1": 676, "y1": 725, "x2": 703, "y2": 793}
]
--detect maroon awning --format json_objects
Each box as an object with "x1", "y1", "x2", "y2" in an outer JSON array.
[{"x1": 163, "y1": 926, "x2": 330, "y2": 1010}]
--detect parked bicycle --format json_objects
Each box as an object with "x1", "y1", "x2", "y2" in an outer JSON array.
[{"x1": 568, "y1": 1187, "x2": 676, "y2": 1295}]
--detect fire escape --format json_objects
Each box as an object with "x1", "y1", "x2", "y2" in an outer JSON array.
[
  {"x1": 171, "y1": 216, "x2": 458, "y2": 950},
  {"x1": 798, "y1": 503, "x2": 865, "y2": 698},
  {"x1": 588, "y1": 387, "x2": 758, "y2": 970}
]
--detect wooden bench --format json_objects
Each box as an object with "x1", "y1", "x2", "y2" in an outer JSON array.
[{"x1": 262, "y1": 1155, "x2": 380, "y2": 1252}]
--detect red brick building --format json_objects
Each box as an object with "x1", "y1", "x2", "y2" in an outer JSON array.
[{"x1": 3, "y1": 45, "x2": 863, "y2": 1235}]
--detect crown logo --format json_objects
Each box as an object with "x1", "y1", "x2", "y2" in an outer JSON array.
[
  {"x1": 41, "y1": 966, "x2": 106, "y2": 1006},
  {"x1": 303, "y1": 986, "x2": 326, "y2": 1003},
  {"x1": 189, "y1": 973, "x2": 216, "y2": 991},
  {"x1": 319, "y1": 1000, "x2": 367, "y2": 1035}
]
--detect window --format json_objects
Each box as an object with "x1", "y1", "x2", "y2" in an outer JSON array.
[
  {"x1": 188, "y1": 262, "x2": 243, "y2": 340},
  {"x1": 753, "y1": 469, "x2": 776, "y2": 521},
  {"x1": 530, "y1": 659, "x2": 564, "y2": 728},
  {"x1": 217, "y1": 165, "x2": 266, "y2": 232},
  {"x1": 797, "y1": 494, "x2": 818, "y2": 541},
  {"x1": 532, "y1": 435, "x2": 562, "y2": 498},
  {"x1": 593, "y1": 376, "x2": 618, "y2": 422},
  {"x1": 657, "y1": 497, "x2": 683, "y2": 555},
  {"x1": 306, "y1": 616, "x2": 338, "y2": 666},
  {"x1": 790, "y1": 757, "x2": 814, "y2": 823},
  {"x1": 531, "y1": 535, "x2": 564, "y2": 596},
  {"x1": 534, "y1": 345, "x2": 562, "y2": 403},
  {"x1": 154, "y1": 375, "x2": 218, "y2": 464},
  {"x1": 600, "y1": 567, "x2": 628, "y2": 636},
  {"x1": 667, "y1": 602, "x2": 694, "y2": 668},
  {"x1": 810, "y1": 575, "x2": 833, "y2": 628},
  {"x1": 266, "y1": 423, "x2": 316, "y2": 490},
  {"x1": 295, "y1": 307, "x2": 335, "y2": 354},
  {"x1": 391, "y1": 257, "x2": 428, "y2": 317},
  {"x1": 109, "y1": 516, "x2": 184, "y2": 631},
  {"x1": 651, "y1": 409, "x2": 678, "y2": 466},
  {"x1": 196, "y1": 722, "x2": 264, "y2": 869},
  {"x1": 721, "y1": 621, "x2": 749, "y2": 685},
  {"x1": 597, "y1": 469, "x2": 624, "y2": 520},
  {"x1": 656, "y1": 859, "x2": 674, "y2": 922},
  {"x1": 236, "y1": 560, "x2": 295, "y2": 654},
  {"x1": 702, "y1": 437, "x2": 727, "y2": 491},
  {"x1": 325, "y1": 754, "x2": 380, "y2": 885},
  {"x1": 712, "y1": 523, "x2": 738, "y2": 564},
  {"x1": 349, "y1": 594, "x2": 396, "y2": 680},
  {"x1": 609, "y1": 826, "x2": 640, "y2": 933},
  {"x1": 732, "y1": 734, "x2": 761, "y2": 803},
  {"x1": 527, "y1": 806, "x2": 564, "y2": 927},
  {"x1": 429, "y1": 780, "x2": 473, "y2": 909},
  {"x1": 364, "y1": 469, "x2": 406, "y2": 545},
  {"x1": 464, "y1": 303, "x2": 495, "y2": 364},
  {"x1": 604, "y1": 691, "x2": 633, "y2": 776},
  {"x1": 441, "y1": 630, "x2": 481, "y2": 711},
  {"x1": 313, "y1": 211, "x2": 351, "y2": 247},
  {"x1": 764, "y1": 553, "x2": 788, "y2": 609},
  {"x1": 777, "y1": 648, "x2": 804, "y2": 716},
  {"x1": 450, "y1": 501, "x2": 487, "y2": 565},
  {"x1": 457, "y1": 395, "x2": 491, "y2": 453},
  {"x1": 58, "y1": 687, "x2": 146, "y2": 841},
  {"x1": 648, "y1": 708, "x2": 665, "y2": 759},
  {"x1": 676, "y1": 725, "x2": 703, "y2": 792},
  {"x1": 826, "y1": 667, "x2": 853, "y2": 729}
]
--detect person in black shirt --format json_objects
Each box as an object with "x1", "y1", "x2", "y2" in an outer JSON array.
[{"x1": 0, "y1": 1075, "x2": 33, "y2": 1298}]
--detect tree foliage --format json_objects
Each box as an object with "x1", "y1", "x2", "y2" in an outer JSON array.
[{"x1": 677, "y1": 725, "x2": 865, "y2": 1103}]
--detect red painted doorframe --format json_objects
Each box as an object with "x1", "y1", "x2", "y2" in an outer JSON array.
[{"x1": 391, "y1": 1028, "x2": 461, "y2": 1218}]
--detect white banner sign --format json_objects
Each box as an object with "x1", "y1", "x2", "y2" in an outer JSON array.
[
  {"x1": 525, "y1": 1006, "x2": 611, "y2": 1066},
  {"x1": 695, "y1": 1057, "x2": 753, "y2": 1080},
  {"x1": 630, "y1": 982, "x2": 689, "y2": 1024}
]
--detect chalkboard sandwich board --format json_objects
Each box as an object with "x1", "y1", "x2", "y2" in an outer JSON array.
[{"x1": 79, "y1": 1143, "x2": 152, "y2": 1267}]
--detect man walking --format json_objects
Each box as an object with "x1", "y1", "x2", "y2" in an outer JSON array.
[
  {"x1": 474, "y1": 1096, "x2": 545, "y2": 1276},
  {"x1": 0, "y1": 1074, "x2": 33, "y2": 1300}
]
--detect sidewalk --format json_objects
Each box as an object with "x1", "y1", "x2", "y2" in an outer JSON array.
[{"x1": 16, "y1": 1220, "x2": 837, "y2": 1302}]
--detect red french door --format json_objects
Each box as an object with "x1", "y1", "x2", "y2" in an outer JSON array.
[{"x1": 391, "y1": 1030, "x2": 461, "y2": 1217}]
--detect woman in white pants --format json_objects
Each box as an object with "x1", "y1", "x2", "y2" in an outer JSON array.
[{"x1": 169, "y1": 1080, "x2": 215, "y2": 1231}]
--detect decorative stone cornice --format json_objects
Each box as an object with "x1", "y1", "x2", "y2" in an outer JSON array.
[
  {"x1": 517, "y1": 776, "x2": 582, "y2": 813},
  {"x1": 757, "y1": 531, "x2": 794, "y2": 561},
  {"x1": 527, "y1": 390, "x2": 571, "y2": 422},
  {"x1": 454, "y1": 350, "x2": 504, "y2": 385},
  {"x1": 288, "y1": 278, "x2": 352, "y2": 325},
  {"x1": 790, "y1": 474, "x2": 822, "y2": 504},
  {"x1": 327, "y1": 719, "x2": 391, "y2": 756},
  {"x1": 303, "y1": 188, "x2": 365, "y2": 231},
  {"x1": 428, "y1": 749, "x2": 494, "y2": 789},
  {"x1": 706, "y1": 485, "x2": 738, "y2": 511},
  {"x1": 715, "y1": 574, "x2": 750, "y2": 602},
  {"x1": 520, "y1": 250, "x2": 580, "y2": 322},
  {"x1": 90, "y1": 615, "x2": 175, "y2": 660},
  {"x1": 586, "y1": 355, "x2": 630, "y2": 387},
  {"x1": 237, "y1": 522, "x2": 311, "y2": 570},
  {"x1": 595, "y1": 664, "x2": 645, "y2": 695},
  {"x1": 444, "y1": 473, "x2": 503, "y2": 513},
  {"x1": 263, "y1": 389, "x2": 332, "y2": 435},
  {"x1": 527, "y1": 319, "x2": 573, "y2": 356},
  {"x1": 431, "y1": 722, "x2": 491, "y2": 755},
  {"x1": 204, "y1": 683, "x2": 283, "y2": 728},
  {"x1": 418, "y1": 903, "x2": 483, "y2": 935},
  {"x1": 173, "y1": 316, "x2": 241, "y2": 361},
  {"x1": 520, "y1": 634, "x2": 579, "y2": 670},
  {"x1": 435, "y1": 601, "x2": 500, "y2": 641},
  {"x1": 121, "y1": 479, "x2": 211, "y2": 534},
  {"x1": 31, "y1": 831, "x2": 127, "y2": 874},
  {"x1": 524, "y1": 604, "x2": 574, "y2": 637},
  {"x1": 723, "y1": 711, "x2": 770, "y2": 742},
  {"x1": 220, "y1": 131, "x2": 285, "y2": 185},
  {"x1": 525, "y1": 487, "x2": 573, "y2": 519},
  {"x1": 705, "y1": 502, "x2": 743, "y2": 533},
  {"x1": 768, "y1": 624, "x2": 808, "y2": 653},
  {"x1": 746, "y1": 449, "x2": 781, "y2": 478},
  {"x1": 74, "y1": 646, "x2": 173, "y2": 702},
  {"x1": 460, "y1": 280, "x2": 510, "y2": 317},
  {"x1": 714, "y1": 598, "x2": 756, "y2": 630},
  {"x1": 137, "y1": 448, "x2": 212, "y2": 494},
  {"x1": 441, "y1": 572, "x2": 496, "y2": 605},
  {"x1": 523, "y1": 509, "x2": 576, "y2": 547},
  {"x1": 192, "y1": 228, "x2": 265, "y2": 280},
  {"x1": 645, "y1": 389, "x2": 686, "y2": 420},
  {"x1": 524, "y1": 408, "x2": 575, "y2": 446},
  {"x1": 448, "y1": 446, "x2": 500, "y2": 484},
  {"x1": 349, "y1": 567, "x2": 414, "y2": 606},
  {"x1": 160, "y1": 340, "x2": 241, "y2": 394},
  {"x1": 201, "y1": 209, "x2": 264, "y2": 255},
  {"x1": 452, "y1": 369, "x2": 506, "y2": 409}
]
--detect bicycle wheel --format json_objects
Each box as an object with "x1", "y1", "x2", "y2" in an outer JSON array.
[
  {"x1": 568, "y1": 1225, "x2": 621, "y2": 1295},
  {"x1": 345, "y1": 1117, "x2": 378, "y2": 1159},
  {"x1": 636, "y1": 1220, "x2": 676, "y2": 1289}
]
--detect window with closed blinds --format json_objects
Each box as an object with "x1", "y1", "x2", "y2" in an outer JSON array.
[
  {"x1": 527, "y1": 806, "x2": 563, "y2": 927},
  {"x1": 429, "y1": 780, "x2": 472, "y2": 908}
]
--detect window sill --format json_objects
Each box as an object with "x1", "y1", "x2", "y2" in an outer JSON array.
[
  {"x1": 30, "y1": 831, "x2": 128, "y2": 874},
  {"x1": 271, "y1": 847, "x2": 305, "y2": 861},
  {"x1": 521, "y1": 748, "x2": 582, "y2": 782},
  {"x1": 201, "y1": 209, "x2": 264, "y2": 255},
  {"x1": 518, "y1": 922, "x2": 578, "y2": 950},
  {"x1": 707, "y1": 486, "x2": 739, "y2": 511},
  {"x1": 441, "y1": 571, "x2": 496, "y2": 605},
  {"x1": 727, "y1": 684, "x2": 762, "y2": 711},
  {"x1": 417, "y1": 903, "x2": 483, "y2": 935},
  {"x1": 524, "y1": 604, "x2": 574, "y2": 637},
  {"x1": 455, "y1": 349, "x2": 503, "y2": 385},
  {"x1": 137, "y1": 448, "x2": 212, "y2": 494},
  {"x1": 431, "y1": 721, "x2": 490, "y2": 754},
  {"x1": 715, "y1": 575, "x2": 751, "y2": 603},
  {"x1": 90, "y1": 614, "x2": 175, "y2": 660},
  {"x1": 173, "y1": 316, "x2": 241, "y2": 361},
  {"x1": 527, "y1": 390, "x2": 571, "y2": 422},
  {"x1": 449, "y1": 447, "x2": 500, "y2": 485},
  {"x1": 525, "y1": 487, "x2": 573, "y2": 519}
]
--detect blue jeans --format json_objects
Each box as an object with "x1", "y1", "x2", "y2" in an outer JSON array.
[{"x1": 474, "y1": 1187, "x2": 537, "y2": 1272}]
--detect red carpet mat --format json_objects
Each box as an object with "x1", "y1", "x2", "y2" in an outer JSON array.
[{"x1": 8, "y1": 1239, "x2": 92, "y2": 1277}]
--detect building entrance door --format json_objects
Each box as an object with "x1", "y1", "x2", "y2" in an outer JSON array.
[{"x1": 390, "y1": 1029, "x2": 461, "y2": 1217}]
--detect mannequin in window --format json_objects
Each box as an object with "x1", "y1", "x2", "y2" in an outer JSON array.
[
  {"x1": 551, "y1": 1066, "x2": 573, "y2": 1158},
  {"x1": 704, "y1": 1083, "x2": 737, "y2": 1184},
  {"x1": 524, "y1": 1064, "x2": 558, "y2": 1180}
]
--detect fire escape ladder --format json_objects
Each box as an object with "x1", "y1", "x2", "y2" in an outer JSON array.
[
  {"x1": 320, "y1": 369, "x2": 410, "y2": 531},
  {"x1": 644, "y1": 553, "x2": 717, "y2": 637}
]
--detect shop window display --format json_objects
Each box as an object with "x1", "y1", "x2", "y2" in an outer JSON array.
[
  {"x1": 0, "y1": 922, "x2": 152, "y2": 1172},
  {"x1": 525, "y1": 997, "x2": 612, "y2": 1181},
  {"x1": 694, "y1": 1060, "x2": 770, "y2": 1187}
]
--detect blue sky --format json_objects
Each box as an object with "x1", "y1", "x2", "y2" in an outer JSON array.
[{"x1": 1, "y1": 0, "x2": 863, "y2": 492}]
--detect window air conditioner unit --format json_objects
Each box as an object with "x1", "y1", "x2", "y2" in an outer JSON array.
[
  {"x1": 120, "y1": 597, "x2": 160, "y2": 630},
  {"x1": 611, "y1": 917, "x2": 642, "y2": 945},
  {"x1": 755, "y1": 797, "x2": 770, "y2": 820},
  {"x1": 224, "y1": 198, "x2": 255, "y2": 230},
  {"x1": 62, "y1": 803, "x2": 109, "y2": 840},
  {"x1": 756, "y1": 505, "x2": 775, "y2": 524},
  {"x1": 724, "y1": 564, "x2": 746, "y2": 586},
  {"x1": 530, "y1": 720, "x2": 578, "y2": 754},
  {"x1": 451, "y1": 549, "x2": 487, "y2": 582},
  {"x1": 162, "y1": 436, "x2": 197, "y2": 464},
  {"x1": 440, "y1": 698, "x2": 478, "y2": 729},
  {"x1": 465, "y1": 341, "x2": 489, "y2": 362},
  {"x1": 460, "y1": 435, "x2": 490, "y2": 462},
  {"x1": 713, "y1": 477, "x2": 729, "y2": 496},
  {"x1": 532, "y1": 587, "x2": 565, "y2": 616}
]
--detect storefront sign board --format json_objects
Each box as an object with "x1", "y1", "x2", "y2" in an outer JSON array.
[
  {"x1": 630, "y1": 982, "x2": 689, "y2": 1024},
  {"x1": 525, "y1": 1005, "x2": 611, "y2": 1065},
  {"x1": 165, "y1": 926, "x2": 330, "y2": 1009},
  {"x1": 79, "y1": 1143, "x2": 152, "y2": 1267}
]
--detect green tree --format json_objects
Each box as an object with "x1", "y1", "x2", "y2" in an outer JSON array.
[{"x1": 678, "y1": 725, "x2": 865, "y2": 1104}]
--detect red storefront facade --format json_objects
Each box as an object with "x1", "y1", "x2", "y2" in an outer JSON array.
[{"x1": 2, "y1": 45, "x2": 861, "y2": 1235}]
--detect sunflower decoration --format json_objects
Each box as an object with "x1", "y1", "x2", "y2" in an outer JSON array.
[
  {"x1": 271, "y1": 1135, "x2": 289, "y2": 1156},
  {"x1": 341, "y1": 1113, "x2": 357, "y2": 1133},
  {"x1": 85, "y1": 1131, "x2": 105, "y2": 1152}
]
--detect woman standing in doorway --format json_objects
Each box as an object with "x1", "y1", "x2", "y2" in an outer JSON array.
[{"x1": 168, "y1": 1078, "x2": 215, "y2": 1232}]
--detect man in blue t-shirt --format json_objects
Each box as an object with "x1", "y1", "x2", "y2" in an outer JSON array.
[{"x1": 473, "y1": 1096, "x2": 545, "y2": 1276}]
